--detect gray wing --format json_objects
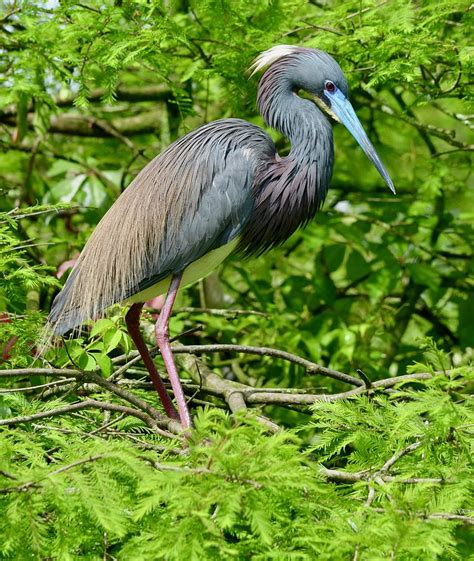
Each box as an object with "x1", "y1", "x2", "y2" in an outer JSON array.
[
  {"x1": 132, "y1": 149, "x2": 254, "y2": 294},
  {"x1": 49, "y1": 119, "x2": 274, "y2": 334}
]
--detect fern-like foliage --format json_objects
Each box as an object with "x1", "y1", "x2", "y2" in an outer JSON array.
[
  {"x1": 0, "y1": 1, "x2": 472, "y2": 558},
  {"x1": 1, "y1": 351, "x2": 472, "y2": 559}
]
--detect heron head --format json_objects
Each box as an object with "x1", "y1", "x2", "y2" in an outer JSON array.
[{"x1": 253, "y1": 46, "x2": 395, "y2": 194}]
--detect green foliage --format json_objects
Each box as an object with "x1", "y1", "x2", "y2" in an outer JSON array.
[
  {"x1": 0, "y1": 207, "x2": 61, "y2": 309},
  {"x1": 1, "y1": 355, "x2": 472, "y2": 559},
  {"x1": 0, "y1": 0, "x2": 472, "y2": 558},
  {"x1": 0, "y1": 207, "x2": 62, "y2": 365},
  {"x1": 1, "y1": 1, "x2": 472, "y2": 380},
  {"x1": 50, "y1": 315, "x2": 132, "y2": 374}
]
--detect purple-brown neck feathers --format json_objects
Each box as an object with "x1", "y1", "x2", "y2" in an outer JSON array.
[{"x1": 238, "y1": 49, "x2": 334, "y2": 256}]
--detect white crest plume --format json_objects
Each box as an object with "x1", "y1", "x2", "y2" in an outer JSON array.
[{"x1": 249, "y1": 45, "x2": 300, "y2": 77}]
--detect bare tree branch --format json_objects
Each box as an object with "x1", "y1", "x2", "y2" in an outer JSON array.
[
  {"x1": 0, "y1": 85, "x2": 171, "y2": 118},
  {"x1": 0, "y1": 378, "x2": 75, "y2": 393},
  {"x1": 171, "y1": 344, "x2": 364, "y2": 387},
  {"x1": 321, "y1": 468, "x2": 444, "y2": 485},
  {"x1": 174, "y1": 306, "x2": 270, "y2": 318},
  {"x1": 0, "y1": 361, "x2": 433, "y2": 410},
  {"x1": 0, "y1": 367, "x2": 79, "y2": 378},
  {"x1": 370, "y1": 508, "x2": 474, "y2": 525},
  {"x1": 1, "y1": 111, "x2": 163, "y2": 137},
  {"x1": 0, "y1": 399, "x2": 179, "y2": 438},
  {"x1": 380, "y1": 441, "x2": 423, "y2": 472},
  {"x1": 372, "y1": 100, "x2": 474, "y2": 152}
]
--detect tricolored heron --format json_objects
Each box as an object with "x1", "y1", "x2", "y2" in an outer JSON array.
[{"x1": 48, "y1": 45, "x2": 395, "y2": 429}]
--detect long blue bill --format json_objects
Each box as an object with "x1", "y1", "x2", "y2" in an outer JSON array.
[{"x1": 328, "y1": 89, "x2": 396, "y2": 194}]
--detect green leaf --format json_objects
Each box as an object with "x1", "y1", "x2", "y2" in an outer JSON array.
[
  {"x1": 458, "y1": 292, "x2": 474, "y2": 347},
  {"x1": 0, "y1": 397, "x2": 12, "y2": 418},
  {"x1": 406, "y1": 263, "x2": 441, "y2": 290},
  {"x1": 75, "y1": 350, "x2": 97, "y2": 371},
  {"x1": 345, "y1": 249, "x2": 371, "y2": 282},
  {"x1": 90, "y1": 319, "x2": 116, "y2": 338},
  {"x1": 103, "y1": 329, "x2": 123, "y2": 354},
  {"x1": 16, "y1": 92, "x2": 29, "y2": 143},
  {"x1": 94, "y1": 353, "x2": 114, "y2": 377},
  {"x1": 323, "y1": 244, "x2": 346, "y2": 272}
]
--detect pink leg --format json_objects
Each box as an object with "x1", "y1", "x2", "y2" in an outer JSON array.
[
  {"x1": 125, "y1": 303, "x2": 179, "y2": 421},
  {"x1": 155, "y1": 273, "x2": 192, "y2": 429}
]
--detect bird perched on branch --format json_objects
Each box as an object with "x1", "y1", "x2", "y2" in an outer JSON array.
[{"x1": 48, "y1": 45, "x2": 395, "y2": 429}]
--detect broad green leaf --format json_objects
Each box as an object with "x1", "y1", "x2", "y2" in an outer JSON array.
[
  {"x1": 323, "y1": 244, "x2": 346, "y2": 273},
  {"x1": 406, "y1": 263, "x2": 441, "y2": 290},
  {"x1": 103, "y1": 329, "x2": 123, "y2": 354}
]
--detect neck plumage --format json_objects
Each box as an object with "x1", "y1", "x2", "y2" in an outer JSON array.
[{"x1": 238, "y1": 65, "x2": 334, "y2": 256}]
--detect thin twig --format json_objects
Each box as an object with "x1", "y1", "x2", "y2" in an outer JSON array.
[
  {"x1": 153, "y1": 462, "x2": 263, "y2": 489},
  {"x1": 88, "y1": 412, "x2": 126, "y2": 435},
  {"x1": 321, "y1": 468, "x2": 444, "y2": 485},
  {"x1": 175, "y1": 306, "x2": 270, "y2": 318},
  {"x1": 0, "y1": 454, "x2": 110, "y2": 494},
  {"x1": 0, "y1": 378, "x2": 75, "y2": 393},
  {"x1": 80, "y1": 370, "x2": 182, "y2": 434},
  {"x1": 108, "y1": 353, "x2": 144, "y2": 380},
  {"x1": 244, "y1": 373, "x2": 432, "y2": 405},
  {"x1": 0, "y1": 364, "x2": 433, "y2": 409},
  {"x1": 370, "y1": 508, "x2": 474, "y2": 525},
  {"x1": 0, "y1": 364, "x2": 177, "y2": 430},
  {"x1": 372, "y1": 101, "x2": 473, "y2": 152},
  {"x1": 0, "y1": 367, "x2": 79, "y2": 378},
  {"x1": 346, "y1": 0, "x2": 390, "y2": 19},
  {"x1": 111, "y1": 343, "x2": 362, "y2": 387},
  {"x1": 381, "y1": 442, "x2": 422, "y2": 472},
  {"x1": 0, "y1": 469, "x2": 17, "y2": 481},
  {"x1": 171, "y1": 344, "x2": 363, "y2": 387},
  {"x1": 356, "y1": 369, "x2": 372, "y2": 389},
  {"x1": 0, "y1": 399, "x2": 177, "y2": 438}
]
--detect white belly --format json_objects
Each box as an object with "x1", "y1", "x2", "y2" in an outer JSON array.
[{"x1": 123, "y1": 239, "x2": 238, "y2": 304}]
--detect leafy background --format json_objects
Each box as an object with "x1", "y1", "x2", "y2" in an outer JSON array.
[{"x1": 0, "y1": 0, "x2": 472, "y2": 559}]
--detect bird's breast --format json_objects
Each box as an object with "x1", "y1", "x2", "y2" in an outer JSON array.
[{"x1": 123, "y1": 238, "x2": 238, "y2": 305}]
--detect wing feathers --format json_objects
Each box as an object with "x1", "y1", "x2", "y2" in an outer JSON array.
[{"x1": 49, "y1": 119, "x2": 273, "y2": 334}]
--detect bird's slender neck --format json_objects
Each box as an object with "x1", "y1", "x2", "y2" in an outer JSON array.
[
  {"x1": 237, "y1": 65, "x2": 333, "y2": 256},
  {"x1": 258, "y1": 67, "x2": 333, "y2": 173}
]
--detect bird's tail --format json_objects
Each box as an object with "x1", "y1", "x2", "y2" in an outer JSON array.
[
  {"x1": 36, "y1": 266, "x2": 90, "y2": 358},
  {"x1": 47, "y1": 268, "x2": 87, "y2": 336},
  {"x1": 42, "y1": 175, "x2": 163, "y2": 346}
]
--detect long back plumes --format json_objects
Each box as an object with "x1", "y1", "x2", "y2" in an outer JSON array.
[
  {"x1": 48, "y1": 146, "x2": 189, "y2": 335},
  {"x1": 47, "y1": 119, "x2": 272, "y2": 336},
  {"x1": 47, "y1": 127, "x2": 220, "y2": 334}
]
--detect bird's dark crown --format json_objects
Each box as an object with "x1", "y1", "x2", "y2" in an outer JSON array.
[
  {"x1": 253, "y1": 46, "x2": 348, "y2": 95},
  {"x1": 252, "y1": 45, "x2": 349, "y2": 122}
]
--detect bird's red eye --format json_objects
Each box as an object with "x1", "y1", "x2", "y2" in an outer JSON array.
[{"x1": 325, "y1": 81, "x2": 336, "y2": 93}]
